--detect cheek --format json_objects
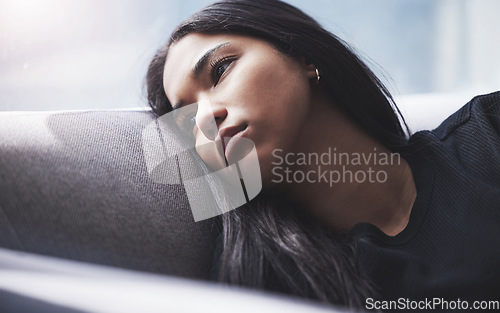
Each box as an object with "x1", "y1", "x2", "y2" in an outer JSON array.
[
  {"x1": 224, "y1": 57, "x2": 311, "y2": 182},
  {"x1": 238, "y1": 55, "x2": 310, "y2": 118},
  {"x1": 240, "y1": 58, "x2": 311, "y2": 141}
]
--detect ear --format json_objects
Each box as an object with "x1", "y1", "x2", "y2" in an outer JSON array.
[{"x1": 299, "y1": 57, "x2": 318, "y2": 80}]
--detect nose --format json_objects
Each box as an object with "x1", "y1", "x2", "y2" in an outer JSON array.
[{"x1": 195, "y1": 98, "x2": 227, "y2": 141}]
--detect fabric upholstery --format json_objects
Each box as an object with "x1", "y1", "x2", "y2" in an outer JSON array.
[{"x1": 0, "y1": 110, "x2": 219, "y2": 280}]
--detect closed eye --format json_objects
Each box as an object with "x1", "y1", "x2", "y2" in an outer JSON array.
[{"x1": 174, "y1": 105, "x2": 198, "y2": 138}]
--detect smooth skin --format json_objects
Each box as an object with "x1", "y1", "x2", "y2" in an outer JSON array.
[{"x1": 163, "y1": 33, "x2": 416, "y2": 236}]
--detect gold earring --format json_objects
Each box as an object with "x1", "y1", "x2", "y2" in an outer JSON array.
[{"x1": 315, "y1": 68, "x2": 320, "y2": 85}]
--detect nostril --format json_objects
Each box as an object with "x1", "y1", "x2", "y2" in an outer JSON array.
[
  {"x1": 196, "y1": 103, "x2": 227, "y2": 140},
  {"x1": 215, "y1": 114, "x2": 226, "y2": 123}
]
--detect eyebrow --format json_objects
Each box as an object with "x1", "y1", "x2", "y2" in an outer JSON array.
[{"x1": 192, "y1": 41, "x2": 231, "y2": 78}]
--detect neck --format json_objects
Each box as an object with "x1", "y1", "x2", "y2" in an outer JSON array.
[{"x1": 277, "y1": 91, "x2": 416, "y2": 237}]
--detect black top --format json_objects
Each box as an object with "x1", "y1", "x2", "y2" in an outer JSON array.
[{"x1": 352, "y1": 91, "x2": 500, "y2": 310}]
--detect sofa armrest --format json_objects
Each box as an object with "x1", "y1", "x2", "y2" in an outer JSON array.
[{"x1": 0, "y1": 110, "x2": 219, "y2": 279}]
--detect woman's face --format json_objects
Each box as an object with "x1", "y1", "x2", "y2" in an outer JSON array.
[{"x1": 163, "y1": 33, "x2": 317, "y2": 185}]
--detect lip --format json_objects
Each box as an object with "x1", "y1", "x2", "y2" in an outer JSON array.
[{"x1": 216, "y1": 124, "x2": 249, "y2": 165}]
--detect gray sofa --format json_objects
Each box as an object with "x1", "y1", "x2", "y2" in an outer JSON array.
[{"x1": 0, "y1": 109, "x2": 219, "y2": 279}]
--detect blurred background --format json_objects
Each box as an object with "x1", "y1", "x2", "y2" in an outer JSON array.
[{"x1": 1, "y1": 0, "x2": 499, "y2": 111}]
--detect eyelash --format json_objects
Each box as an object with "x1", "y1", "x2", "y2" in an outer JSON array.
[{"x1": 210, "y1": 56, "x2": 236, "y2": 86}]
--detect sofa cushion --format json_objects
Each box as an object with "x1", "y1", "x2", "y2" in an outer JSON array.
[{"x1": 0, "y1": 110, "x2": 219, "y2": 280}]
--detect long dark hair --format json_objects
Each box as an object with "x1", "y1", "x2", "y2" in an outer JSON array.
[{"x1": 146, "y1": 0, "x2": 408, "y2": 308}]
